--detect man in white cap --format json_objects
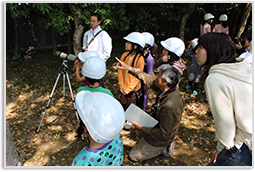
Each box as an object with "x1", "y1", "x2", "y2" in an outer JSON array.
[{"x1": 72, "y1": 91, "x2": 125, "y2": 166}]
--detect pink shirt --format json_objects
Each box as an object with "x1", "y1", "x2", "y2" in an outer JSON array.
[
  {"x1": 212, "y1": 24, "x2": 229, "y2": 34},
  {"x1": 200, "y1": 23, "x2": 212, "y2": 36}
]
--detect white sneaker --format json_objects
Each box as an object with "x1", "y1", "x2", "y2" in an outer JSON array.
[{"x1": 162, "y1": 140, "x2": 176, "y2": 157}]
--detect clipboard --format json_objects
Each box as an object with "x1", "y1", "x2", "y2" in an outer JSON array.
[{"x1": 125, "y1": 103, "x2": 158, "y2": 128}]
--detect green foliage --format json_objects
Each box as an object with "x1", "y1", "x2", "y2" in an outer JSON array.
[
  {"x1": 70, "y1": 3, "x2": 129, "y2": 31},
  {"x1": 12, "y1": 53, "x2": 21, "y2": 60},
  {"x1": 6, "y1": 3, "x2": 30, "y2": 18},
  {"x1": 32, "y1": 3, "x2": 72, "y2": 35}
]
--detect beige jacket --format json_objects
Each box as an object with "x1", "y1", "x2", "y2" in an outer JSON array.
[{"x1": 204, "y1": 58, "x2": 252, "y2": 151}]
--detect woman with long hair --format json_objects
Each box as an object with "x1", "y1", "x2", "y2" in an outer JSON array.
[{"x1": 196, "y1": 32, "x2": 252, "y2": 166}]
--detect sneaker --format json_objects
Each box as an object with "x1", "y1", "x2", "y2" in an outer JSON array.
[
  {"x1": 162, "y1": 140, "x2": 176, "y2": 157},
  {"x1": 186, "y1": 85, "x2": 191, "y2": 90},
  {"x1": 192, "y1": 90, "x2": 198, "y2": 96},
  {"x1": 168, "y1": 140, "x2": 176, "y2": 157}
]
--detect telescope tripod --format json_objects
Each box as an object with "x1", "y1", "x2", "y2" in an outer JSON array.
[{"x1": 37, "y1": 60, "x2": 81, "y2": 137}]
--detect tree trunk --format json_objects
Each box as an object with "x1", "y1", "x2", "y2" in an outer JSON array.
[
  {"x1": 236, "y1": 3, "x2": 252, "y2": 38},
  {"x1": 6, "y1": 121, "x2": 23, "y2": 166},
  {"x1": 229, "y1": 6, "x2": 242, "y2": 38},
  {"x1": 69, "y1": 4, "x2": 84, "y2": 56},
  {"x1": 51, "y1": 27, "x2": 57, "y2": 55},
  {"x1": 14, "y1": 17, "x2": 18, "y2": 56},
  {"x1": 67, "y1": 31, "x2": 72, "y2": 54},
  {"x1": 179, "y1": 3, "x2": 195, "y2": 41}
]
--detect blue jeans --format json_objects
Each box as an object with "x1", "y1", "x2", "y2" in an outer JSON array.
[{"x1": 207, "y1": 143, "x2": 252, "y2": 166}]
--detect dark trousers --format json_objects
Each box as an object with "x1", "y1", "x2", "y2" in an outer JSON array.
[{"x1": 207, "y1": 143, "x2": 252, "y2": 166}]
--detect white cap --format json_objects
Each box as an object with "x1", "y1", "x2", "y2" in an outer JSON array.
[
  {"x1": 219, "y1": 14, "x2": 228, "y2": 21},
  {"x1": 123, "y1": 32, "x2": 146, "y2": 48},
  {"x1": 76, "y1": 91, "x2": 125, "y2": 143},
  {"x1": 160, "y1": 37, "x2": 185, "y2": 57},
  {"x1": 142, "y1": 32, "x2": 154, "y2": 47},
  {"x1": 78, "y1": 51, "x2": 99, "y2": 63},
  {"x1": 204, "y1": 13, "x2": 214, "y2": 21},
  {"x1": 191, "y1": 38, "x2": 198, "y2": 49},
  {"x1": 81, "y1": 56, "x2": 106, "y2": 79}
]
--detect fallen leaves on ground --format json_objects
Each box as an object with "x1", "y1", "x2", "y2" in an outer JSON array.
[{"x1": 6, "y1": 45, "x2": 216, "y2": 166}]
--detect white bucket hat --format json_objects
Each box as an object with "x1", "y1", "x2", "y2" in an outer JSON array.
[
  {"x1": 219, "y1": 14, "x2": 228, "y2": 21},
  {"x1": 160, "y1": 37, "x2": 185, "y2": 57},
  {"x1": 78, "y1": 51, "x2": 99, "y2": 63},
  {"x1": 123, "y1": 32, "x2": 146, "y2": 48},
  {"x1": 204, "y1": 13, "x2": 214, "y2": 21},
  {"x1": 81, "y1": 56, "x2": 106, "y2": 79},
  {"x1": 76, "y1": 91, "x2": 125, "y2": 143},
  {"x1": 191, "y1": 38, "x2": 198, "y2": 49},
  {"x1": 142, "y1": 32, "x2": 154, "y2": 47}
]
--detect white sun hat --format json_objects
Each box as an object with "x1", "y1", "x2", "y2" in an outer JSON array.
[
  {"x1": 123, "y1": 32, "x2": 146, "y2": 48},
  {"x1": 76, "y1": 91, "x2": 125, "y2": 143},
  {"x1": 81, "y1": 56, "x2": 106, "y2": 79},
  {"x1": 204, "y1": 13, "x2": 214, "y2": 21},
  {"x1": 77, "y1": 51, "x2": 99, "y2": 63},
  {"x1": 160, "y1": 37, "x2": 185, "y2": 57},
  {"x1": 191, "y1": 38, "x2": 198, "y2": 49},
  {"x1": 142, "y1": 32, "x2": 155, "y2": 47},
  {"x1": 219, "y1": 14, "x2": 228, "y2": 21}
]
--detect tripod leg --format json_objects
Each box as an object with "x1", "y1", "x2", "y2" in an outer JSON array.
[
  {"x1": 36, "y1": 73, "x2": 61, "y2": 134},
  {"x1": 65, "y1": 72, "x2": 79, "y2": 122},
  {"x1": 63, "y1": 73, "x2": 66, "y2": 97},
  {"x1": 65, "y1": 72, "x2": 84, "y2": 141}
]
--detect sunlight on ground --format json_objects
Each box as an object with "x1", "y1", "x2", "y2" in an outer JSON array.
[{"x1": 23, "y1": 131, "x2": 77, "y2": 166}]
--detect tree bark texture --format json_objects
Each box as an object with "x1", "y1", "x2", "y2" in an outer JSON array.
[
  {"x1": 67, "y1": 32, "x2": 72, "y2": 54},
  {"x1": 6, "y1": 121, "x2": 23, "y2": 166},
  {"x1": 236, "y1": 3, "x2": 252, "y2": 38},
  {"x1": 69, "y1": 4, "x2": 84, "y2": 56},
  {"x1": 179, "y1": 3, "x2": 195, "y2": 41}
]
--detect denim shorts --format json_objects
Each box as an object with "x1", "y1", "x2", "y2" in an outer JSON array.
[{"x1": 207, "y1": 143, "x2": 252, "y2": 166}]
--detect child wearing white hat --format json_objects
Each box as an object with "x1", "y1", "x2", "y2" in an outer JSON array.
[
  {"x1": 185, "y1": 38, "x2": 204, "y2": 96},
  {"x1": 140, "y1": 32, "x2": 155, "y2": 111},
  {"x1": 154, "y1": 37, "x2": 185, "y2": 87},
  {"x1": 200, "y1": 13, "x2": 214, "y2": 35},
  {"x1": 212, "y1": 14, "x2": 229, "y2": 34},
  {"x1": 72, "y1": 91, "x2": 125, "y2": 166},
  {"x1": 75, "y1": 54, "x2": 113, "y2": 139},
  {"x1": 76, "y1": 54, "x2": 113, "y2": 96},
  {"x1": 72, "y1": 50, "x2": 99, "y2": 83},
  {"x1": 117, "y1": 32, "x2": 145, "y2": 111}
]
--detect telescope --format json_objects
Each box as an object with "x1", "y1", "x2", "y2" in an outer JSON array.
[{"x1": 55, "y1": 51, "x2": 78, "y2": 62}]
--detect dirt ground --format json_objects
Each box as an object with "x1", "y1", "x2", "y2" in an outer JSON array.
[{"x1": 6, "y1": 44, "x2": 217, "y2": 166}]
